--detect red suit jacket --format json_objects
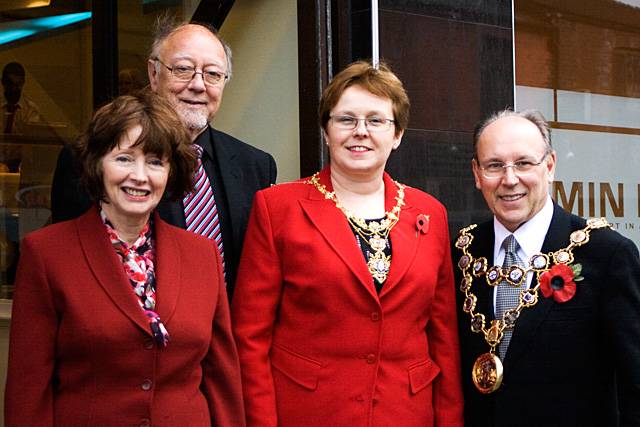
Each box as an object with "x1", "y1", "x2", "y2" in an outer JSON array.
[
  {"x1": 232, "y1": 167, "x2": 463, "y2": 427},
  {"x1": 5, "y1": 206, "x2": 245, "y2": 426}
]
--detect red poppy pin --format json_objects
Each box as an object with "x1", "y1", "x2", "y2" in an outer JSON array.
[
  {"x1": 416, "y1": 214, "x2": 430, "y2": 234},
  {"x1": 539, "y1": 263, "x2": 584, "y2": 303}
]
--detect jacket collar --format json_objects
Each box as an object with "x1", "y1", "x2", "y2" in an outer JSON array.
[
  {"x1": 209, "y1": 126, "x2": 244, "y2": 244},
  {"x1": 76, "y1": 206, "x2": 182, "y2": 337},
  {"x1": 463, "y1": 221, "x2": 497, "y2": 322},
  {"x1": 153, "y1": 216, "x2": 182, "y2": 324},
  {"x1": 300, "y1": 166, "x2": 419, "y2": 300}
]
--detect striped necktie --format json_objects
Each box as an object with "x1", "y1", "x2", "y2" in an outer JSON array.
[
  {"x1": 182, "y1": 144, "x2": 225, "y2": 266},
  {"x1": 496, "y1": 234, "x2": 525, "y2": 358}
]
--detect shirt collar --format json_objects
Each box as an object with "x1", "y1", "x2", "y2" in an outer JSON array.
[
  {"x1": 1, "y1": 95, "x2": 25, "y2": 110},
  {"x1": 99, "y1": 208, "x2": 153, "y2": 253},
  {"x1": 493, "y1": 195, "x2": 554, "y2": 263}
]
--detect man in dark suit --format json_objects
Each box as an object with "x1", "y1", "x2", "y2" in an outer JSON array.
[
  {"x1": 51, "y1": 21, "x2": 277, "y2": 298},
  {"x1": 454, "y1": 109, "x2": 640, "y2": 426}
]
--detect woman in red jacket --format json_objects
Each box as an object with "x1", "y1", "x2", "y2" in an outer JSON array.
[
  {"x1": 5, "y1": 90, "x2": 245, "y2": 426},
  {"x1": 232, "y1": 61, "x2": 463, "y2": 426}
]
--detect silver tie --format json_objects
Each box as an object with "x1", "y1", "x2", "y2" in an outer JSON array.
[{"x1": 496, "y1": 234, "x2": 525, "y2": 358}]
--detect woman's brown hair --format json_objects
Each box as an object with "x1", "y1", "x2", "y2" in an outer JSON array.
[{"x1": 75, "y1": 89, "x2": 196, "y2": 202}]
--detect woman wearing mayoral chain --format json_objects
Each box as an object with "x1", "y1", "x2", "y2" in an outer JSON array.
[{"x1": 231, "y1": 61, "x2": 463, "y2": 426}]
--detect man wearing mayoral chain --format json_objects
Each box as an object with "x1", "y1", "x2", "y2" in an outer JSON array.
[{"x1": 454, "y1": 109, "x2": 640, "y2": 426}]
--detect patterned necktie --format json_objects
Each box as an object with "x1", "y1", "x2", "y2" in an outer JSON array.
[
  {"x1": 182, "y1": 144, "x2": 225, "y2": 266},
  {"x1": 496, "y1": 234, "x2": 525, "y2": 358}
]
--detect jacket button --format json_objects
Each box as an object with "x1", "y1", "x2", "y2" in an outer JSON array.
[
  {"x1": 143, "y1": 339, "x2": 154, "y2": 350},
  {"x1": 139, "y1": 418, "x2": 151, "y2": 427},
  {"x1": 366, "y1": 353, "x2": 376, "y2": 364},
  {"x1": 141, "y1": 379, "x2": 153, "y2": 391},
  {"x1": 370, "y1": 312, "x2": 380, "y2": 321}
]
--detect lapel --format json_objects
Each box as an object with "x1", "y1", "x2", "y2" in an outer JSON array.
[
  {"x1": 76, "y1": 206, "x2": 152, "y2": 336},
  {"x1": 157, "y1": 127, "x2": 224, "y2": 229},
  {"x1": 378, "y1": 176, "x2": 420, "y2": 297},
  {"x1": 157, "y1": 126, "x2": 243, "y2": 231},
  {"x1": 503, "y1": 204, "x2": 571, "y2": 366},
  {"x1": 210, "y1": 127, "x2": 244, "y2": 247},
  {"x1": 299, "y1": 167, "x2": 379, "y2": 300},
  {"x1": 467, "y1": 222, "x2": 497, "y2": 321},
  {"x1": 151, "y1": 213, "x2": 182, "y2": 324}
]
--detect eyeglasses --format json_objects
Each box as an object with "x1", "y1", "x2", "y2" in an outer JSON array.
[
  {"x1": 155, "y1": 58, "x2": 227, "y2": 86},
  {"x1": 329, "y1": 115, "x2": 396, "y2": 132},
  {"x1": 478, "y1": 153, "x2": 549, "y2": 178}
]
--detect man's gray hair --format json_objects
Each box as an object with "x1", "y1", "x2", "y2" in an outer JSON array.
[
  {"x1": 149, "y1": 15, "x2": 233, "y2": 80},
  {"x1": 472, "y1": 109, "x2": 552, "y2": 158}
]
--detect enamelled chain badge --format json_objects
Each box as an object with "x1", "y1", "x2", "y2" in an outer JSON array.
[{"x1": 455, "y1": 217, "x2": 611, "y2": 394}]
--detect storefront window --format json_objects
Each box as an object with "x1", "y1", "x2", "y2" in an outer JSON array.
[
  {"x1": 515, "y1": 0, "x2": 640, "y2": 249},
  {"x1": 117, "y1": 1, "x2": 198, "y2": 96},
  {"x1": 0, "y1": 5, "x2": 93, "y2": 299},
  {"x1": 0, "y1": 1, "x2": 200, "y2": 301}
]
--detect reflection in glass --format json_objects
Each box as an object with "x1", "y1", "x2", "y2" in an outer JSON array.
[{"x1": 515, "y1": 0, "x2": 640, "y2": 249}]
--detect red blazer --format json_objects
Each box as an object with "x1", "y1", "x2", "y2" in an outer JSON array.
[
  {"x1": 5, "y1": 206, "x2": 245, "y2": 427},
  {"x1": 232, "y1": 167, "x2": 463, "y2": 427}
]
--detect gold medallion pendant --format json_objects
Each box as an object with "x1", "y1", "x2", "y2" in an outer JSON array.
[
  {"x1": 369, "y1": 236, "x2": 387, "y2": 252},
  {"x1": 367, "y1": 246, "x2": 391, "y2": 283},
  {"x1": 472, "y1": 352, "x2": 503, "y2": 394}
]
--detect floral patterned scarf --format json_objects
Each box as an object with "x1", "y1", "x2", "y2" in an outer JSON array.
[{"x1": 100, "y1": 210, "x2": 170, "y2": 347}]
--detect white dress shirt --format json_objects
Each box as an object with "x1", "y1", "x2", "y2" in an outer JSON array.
[{"x1": 492, "y1": 195, "x2": 554, "y2": 311}]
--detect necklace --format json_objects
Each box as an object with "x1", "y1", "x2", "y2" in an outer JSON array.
[
  {"x1": 352, "y1": 219, "x2": 391, "y2": 284},
  {"x1": 455, "y1": 217, "x2": 611, "y2": 394},
  {"x1": 307, "y1": 172, "x2": 405, "y2": 283}
]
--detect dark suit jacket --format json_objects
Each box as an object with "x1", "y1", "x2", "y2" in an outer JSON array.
[
  {"x1": 454, "y1": 203, "x2": 640, "y2": 427},
  {"x1": 5, "y1": 206, "x2": 245, "y2": 426},
  {"x1": 50, "y1": 126, "x2": 277, "y2": 298},
  {"x1": 232, "y1": 167, "x2": 464, "y2": 427}
]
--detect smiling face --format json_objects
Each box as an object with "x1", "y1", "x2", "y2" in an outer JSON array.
[
  {"x1": 148, "y1": 25, "x2": 228, "y2": 140},
  {"x1": 472, "y1": 115, "x2": 556, "y2": 232},
  {"x1": 101, "y1": 125, "x2": 170, "y2": 229},
  {"x1": 324, "y1": 85, "x2": 403, "y2": 180}
]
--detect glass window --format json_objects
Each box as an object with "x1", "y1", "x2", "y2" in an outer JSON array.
[
  {"x1": 117, "y1": 1, "x2": 198, "y2": 96},
  {"x1": 515, "y1": 0, "x2": 640, "y2": 249},
  {"x1": 0, "y1": 5, "x2": 93, "y2": 299},
  {"x1": 0, "y1": 1, "x2": 200, "y2": 301}
]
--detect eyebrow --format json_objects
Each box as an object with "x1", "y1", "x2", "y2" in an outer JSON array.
[
  {"x1": 334, "y1": 111, "x2": 388, "y2": 117},
  {"x1": 480, "y1": 154, "x2": 540, "y2": 163},
  {"x1": 169, "y1": 55, "x2": 226, "y2": 68}
]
